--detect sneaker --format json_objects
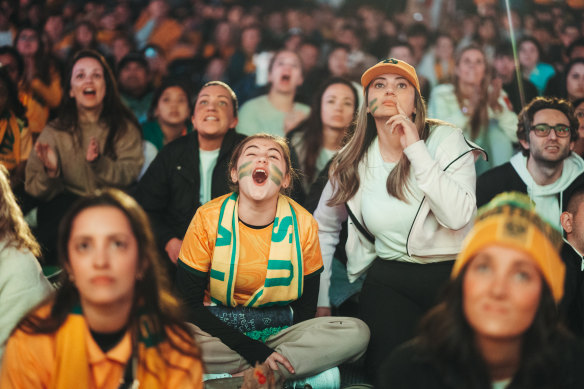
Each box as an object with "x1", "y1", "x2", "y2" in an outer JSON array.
[
  {"x1": 203, "y1": 373, "x2": 233, "y2": 381},
  {"x1": 283, "y1": 367, "x2": 341, "y2": 389},
  {"x1": 204, "y1": 376, "x2": 244, "y2": 389}
]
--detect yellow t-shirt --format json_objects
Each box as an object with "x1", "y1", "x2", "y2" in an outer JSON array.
[{"x1": 179, "y1": 194, "x2": 323, "y2": 306}]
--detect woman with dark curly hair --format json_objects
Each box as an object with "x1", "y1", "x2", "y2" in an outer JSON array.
[{"x1": 381, "y1": 192, "x2": 584, "y2": 389}]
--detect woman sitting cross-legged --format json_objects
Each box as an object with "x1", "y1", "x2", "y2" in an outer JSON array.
[
  {"x1": 0, "y1": 189, "x2": 203, "y2": 388},
  {"x1": 176, "y1": 133, "x2": 369, "y2": 385}
]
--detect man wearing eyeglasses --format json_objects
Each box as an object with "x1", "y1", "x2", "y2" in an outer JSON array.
[{"x1": 477, "y1": 96, "x2": 584, "y2": 231}]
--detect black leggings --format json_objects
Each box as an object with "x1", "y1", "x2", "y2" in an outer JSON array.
[{"x1": 360, "y1": 258, "x2": 454, "y2": 381}]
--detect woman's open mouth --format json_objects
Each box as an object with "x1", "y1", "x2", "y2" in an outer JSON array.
[
  {"x1": 252, "y1": 168, "x2": 268, "y2": 184},
  {"x1": 83, "y1": 88, "x2": 96, "y2": 96}
]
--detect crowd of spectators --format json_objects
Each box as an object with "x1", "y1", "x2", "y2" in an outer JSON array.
[{"x1": 4, "y1": 0, "x2": 584, "y2": 387}]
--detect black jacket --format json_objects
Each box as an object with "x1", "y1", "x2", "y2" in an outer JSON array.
[
  {"x1": 560, "y1": 242, "x2": 584, "y2": 337},
  {"x1": 476, "y1": 161, "x2": 584, "y2": 211},
  {"x1": 134, "y1": 130, "x2": 246, "y2": 251},
  {"x1": 381, "y1": 335, "x2": 584, "y2": 389}
]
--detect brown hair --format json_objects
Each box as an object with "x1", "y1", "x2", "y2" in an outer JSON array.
[
  {"x1": 295, "y1": 77, "x2": 358, "y2": 183},
  {"x1": 410, "y1": 263, "x2": 565, "y2": 389},
  {"x1": 327, "y1": 83, "x2": 441, "y2": 204},
  {"x1": 453, "y1": 44, "x2": 489, "y2": 140},
  {"x1": 228, "y1": 133, "x2": 296, "y2": 196},
  {"x1": 268, "y1": 49, "x2": 304, "y2": 78},
  {"x1": 19, "y1": 189, "x2": 200, "y2": 372},
  {"x1": 55, "y1": 49, "x2": 141, "y2": 159},
  {"x1": 517, "y1": 96, "x2": 579, "y2": 156}
]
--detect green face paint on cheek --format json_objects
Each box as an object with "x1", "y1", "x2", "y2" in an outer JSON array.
[
  {"x1": 270, "y1": 164, "x2": 283, "y2": 186},
  {"x1": 237, "y1": 161, "x2": 253, "y2": 179},
  {"x1": 369, "y1": 98, "x2": 379, "y2": 114}
]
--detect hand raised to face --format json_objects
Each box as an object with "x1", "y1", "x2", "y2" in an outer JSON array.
[{"x1": 385, "y1": 99, "x2": 419, "y2": 150}]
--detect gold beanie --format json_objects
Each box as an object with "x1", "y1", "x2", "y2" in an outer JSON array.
[{"x1": 451, "y1": 192, "x2": 565, "y2": 302}]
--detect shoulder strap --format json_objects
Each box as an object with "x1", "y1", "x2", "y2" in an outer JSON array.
[{"x1": 345, "y1": 204, "x2": 375, "y2": 244}]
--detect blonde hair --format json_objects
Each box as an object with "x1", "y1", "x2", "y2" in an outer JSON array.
[
  {"x1": 453, "y1": 44, "x2": 490, "y2": 140},
  {"x1": 328, "y1": 87, "x2": 444, "y2": 204},
  {"x1": 0, "y1": 165, "x2": 41, "y2": 257}
]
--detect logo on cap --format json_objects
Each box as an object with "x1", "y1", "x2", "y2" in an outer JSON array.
[{"x1": 382, "y1": 58, "x2": 399, "y2": 64}]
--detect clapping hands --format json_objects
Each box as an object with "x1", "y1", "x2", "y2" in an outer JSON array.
[
  {"x1": 34, "y1": 142, "x2": 59, "y2": 177},
  {"x1": 86, "y1": 137, "x2": 100, "y2": 162}
]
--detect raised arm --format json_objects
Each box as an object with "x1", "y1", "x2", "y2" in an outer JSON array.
[
  {"x1": 405, "y1": 127, "x2": 479, "y2": 229},
  {"x1": 25, "y1": 128, "x2": 65, "y2": 200}
]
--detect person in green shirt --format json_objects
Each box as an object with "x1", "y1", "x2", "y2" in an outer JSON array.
[{"x1": 142, "y1": 81, "x2": 193, "y2": 152}]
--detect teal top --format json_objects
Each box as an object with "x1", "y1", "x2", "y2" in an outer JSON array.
[
  {"x1": 141, "y1": 120, "x2": 194, "y2": 151},
  {"x1": 528, "y1": 62, "x2": 555, "y2": 95}
]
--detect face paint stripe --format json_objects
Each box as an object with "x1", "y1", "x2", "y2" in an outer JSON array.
[
  {"x1": 238, "y1": 161, "x2": 253, "y2": 179},
  {"x1": 270, "y1": 165, "x2": 283, "y2": 186},
  {"x1": 271, "y1": 176, "x2": 282, "y2": 186},
  {"x1": 369, "y1": 97, "x2": 379, "y2": 114}
]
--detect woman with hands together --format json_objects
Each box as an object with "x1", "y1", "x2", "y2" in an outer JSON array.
[
  {"x1": 427, "y1": 44, "x2": 518, "y2": 174},
  {"x1": 25, "y1": 50, "x2": 143, "y2": 265},
  {"x1": 313, "y1": 58, "x2": 485, "y2": 383},
  {"x1": 35, "y1": 135, "x2": 99, "y2": 177}
]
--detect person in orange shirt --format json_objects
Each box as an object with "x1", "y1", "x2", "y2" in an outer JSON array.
[
  {"x1": 0, "y1": 188, "x2": 203, "y2": 388},
  {"x1": 0, "y1": 46, "x2": 48, "y2": 142},
  {"x1": 177, "y1": 133, "x2": 369, "y2": 386},
  {"x1": 13, "y1": 25, "x2": 62, "y2": 136},
  {"x1": 133, "y1": 0, "x2": 183, "y2": 53},
  {"x1": 0, "y1": 66, "x2": 32, "y2": 188}
]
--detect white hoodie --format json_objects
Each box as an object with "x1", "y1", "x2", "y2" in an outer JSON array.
[{"x1": 510, "y1": 152, "x2": 584, "y2": 230}]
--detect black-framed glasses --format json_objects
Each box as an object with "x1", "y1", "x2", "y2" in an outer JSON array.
[{"x1": 530, "y1": 123, "x2": 571, "y2": 138}]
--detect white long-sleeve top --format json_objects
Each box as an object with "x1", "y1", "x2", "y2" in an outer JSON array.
[
  {"x1": 313, "y1": 124, "x2": 484, "y2": 307},
  {"x1": 0, "y1": 241, "x2": 52, "y2": 361}
]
